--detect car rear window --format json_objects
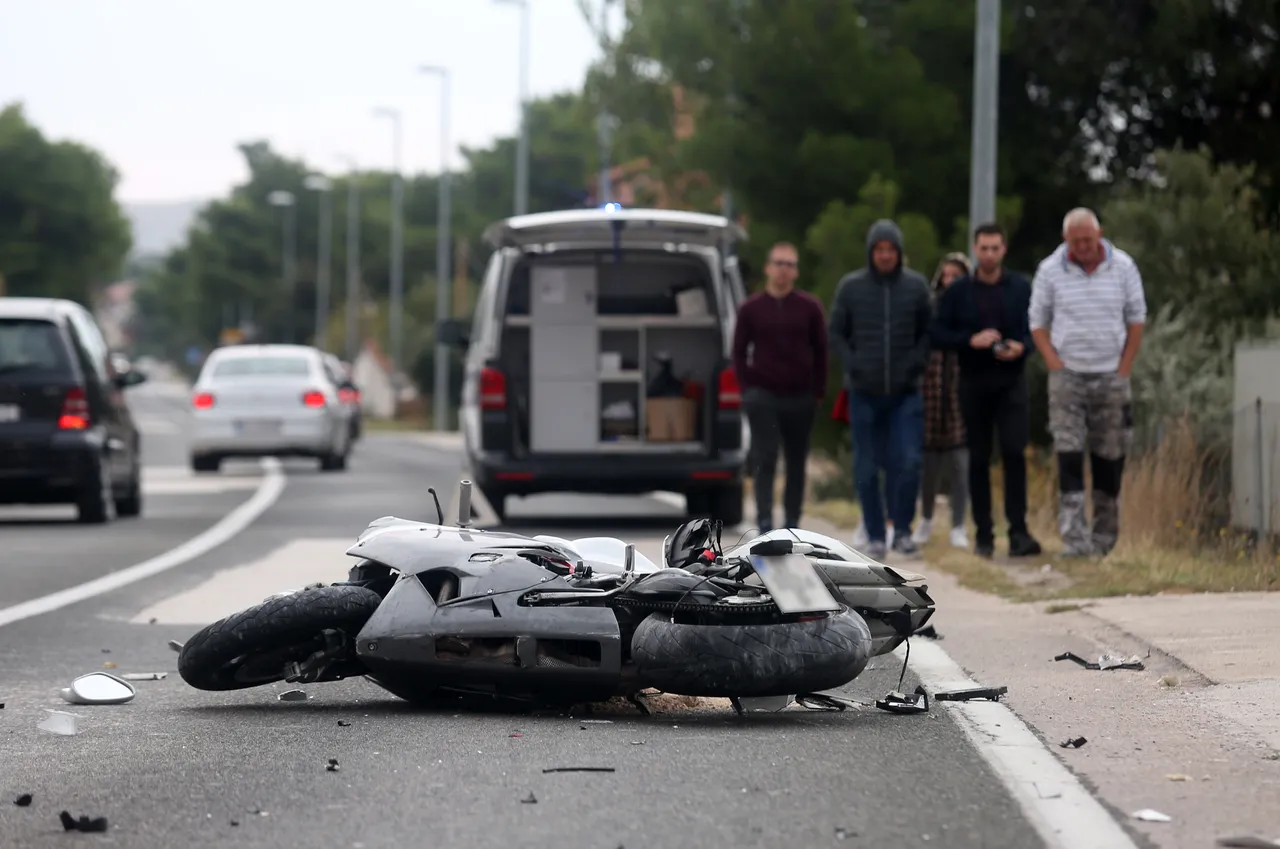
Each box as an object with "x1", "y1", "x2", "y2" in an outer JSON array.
[
  {"x1": 210, "y1": 356, "x2": 312, "y2": 377},
  {"x1": 0, "y1": 318, "x2": 72, "y2": 374}
]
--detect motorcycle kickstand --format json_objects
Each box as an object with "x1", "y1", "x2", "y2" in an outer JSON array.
[
  {"x1": 730, "y1": 697, "x2": 745, "y2": 717},
  {"x1": 627, "y1": 693, "x2": 652, "y2": 716}
]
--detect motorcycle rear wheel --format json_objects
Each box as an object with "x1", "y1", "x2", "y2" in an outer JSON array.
[
  {"x1": 177, "y1": 585, "x2": 382, "y2": 691},
  {"x1": 629, "y1": 606, "x2": 873, "y2": 698}
]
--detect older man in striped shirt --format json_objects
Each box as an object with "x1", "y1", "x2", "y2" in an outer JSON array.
[{"x1": 1028, "y1": 208, "x2": 1147, "y2": 557}]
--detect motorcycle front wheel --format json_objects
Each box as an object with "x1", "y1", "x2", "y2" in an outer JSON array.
[
  {"x1": 630, "y1": 606, "x2": 874, "y2": 698},
  {"x1": 177, "y1": 585, "x2": 382, "y2": 691}
]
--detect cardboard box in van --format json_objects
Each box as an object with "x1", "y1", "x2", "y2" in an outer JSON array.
[{"x1": 646, "y1": 396, "x2": 696, "y2": 442}]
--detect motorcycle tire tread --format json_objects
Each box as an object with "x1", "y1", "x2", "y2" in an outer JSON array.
[
  {"x1": 629, "y1": 606, "x2": 873, "y2": 699},
  {"x1": 177, "y1": 585, "x2": 383, "y2": 691}
]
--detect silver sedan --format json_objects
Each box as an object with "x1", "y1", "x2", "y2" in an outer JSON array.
[{"x1": 188, "y1": 344, "x2": 353, "y2": 473}]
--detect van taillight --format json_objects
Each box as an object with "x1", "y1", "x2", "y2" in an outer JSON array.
[
  {"x1": 302, "y1": 390, "x2": 327, "y2": 408},
  {"x1": 58, "y1": 387, "x2": 90, "y2": 430},
  {"x1": 717, "y1": 369, "x2": 741, "y2": 409},
  {"x1": 479, "y1": 367, "x2": 507, "y2": 411},
  {"x1": 192, "y1": 392, "x2": 215, "y2": 410}
]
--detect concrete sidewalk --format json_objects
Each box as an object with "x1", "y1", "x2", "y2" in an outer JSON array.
[{"x1": 800, "y1": 512, "x2": 1280, "y2": 848}]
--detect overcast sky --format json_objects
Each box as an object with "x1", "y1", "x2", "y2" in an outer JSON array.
[{"x1": 0, "y1": 0, "x2": 607, "y2": 203}]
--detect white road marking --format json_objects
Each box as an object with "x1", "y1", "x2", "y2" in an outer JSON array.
[
  {"x1": 898, "y1": 639, "x2": 1141, "y2": 849},
  {"x1": 0, "y1": 458, "x2": 287, "y2": 629},
  {"x1": 650, "y1": 491, "x2": 685, "y2": 510},
  {"x1": 134, "y1": 415, "x2": 182, "y2": 435},
  {"x1": 132, "y1": 538, "x2": 355, "y2": 626}
]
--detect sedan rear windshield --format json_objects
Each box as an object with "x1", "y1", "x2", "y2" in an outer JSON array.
[
  {"x1": 210, "y1": 356, "x2": 311, "y2": 377},
  {"x1": 0, "y1": 318, "x2": 72, "y2": 375}
]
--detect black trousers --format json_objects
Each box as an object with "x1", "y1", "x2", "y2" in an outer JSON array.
[
  {"x1": 743, "y1": 387, "x2": 816, "y2": 529},
  {"x1": 958, "y1": 373, "x2": 1030, "y2": 545}
]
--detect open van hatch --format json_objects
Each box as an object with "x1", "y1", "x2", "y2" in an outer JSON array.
[{"x1": 493, "y1": 248, "x2": 740, "y2": 457}]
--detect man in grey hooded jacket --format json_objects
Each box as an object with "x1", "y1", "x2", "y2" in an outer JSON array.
[{"x1": 828, "y1": 219, "x2": 934, "y2": 558}]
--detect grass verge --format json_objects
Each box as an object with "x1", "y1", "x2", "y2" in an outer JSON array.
[
  {"x1": 361, "y1": 415, "x2": 431, "y2": 433},
  {"x1": 806, "y1": 418, "x2": 1280, "y2": 600}
]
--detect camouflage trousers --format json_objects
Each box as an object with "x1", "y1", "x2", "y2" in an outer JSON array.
[{"x1": 1047, "y1": 370, "x2": 1134, "y2": 557}]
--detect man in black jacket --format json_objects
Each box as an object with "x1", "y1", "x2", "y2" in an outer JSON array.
[
  {"x1": 931, "y1": 222, "x2": 1043, "y2": 558},
  {"x1": 828, "y1": 219, "x2": 933, "y2": 558}
]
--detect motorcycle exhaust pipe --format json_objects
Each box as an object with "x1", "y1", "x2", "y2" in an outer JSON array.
[{"x1": 457, "y1": 479, "x2": 473, "y2": 527}]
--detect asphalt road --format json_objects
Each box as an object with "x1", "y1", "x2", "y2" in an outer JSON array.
[{"x1": 0, "y1": 381, "x2": 1048, "y2": 849}]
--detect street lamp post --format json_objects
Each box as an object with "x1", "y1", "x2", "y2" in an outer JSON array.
[
  {"x1": 304, "y1": 175, "x2": 333, "y2": 351},
  {"x1": 268, "y1": 190, "x2": 297, "y2": 344},
  {"x1": 495, "y1": 0, "x2": 531, "y2": 216},
  {"x1": 337, "y1": 155, "x2": 362, "y2": 363},
  {"x1": 419, "y1": 64, "x2": 453, "y2": 433},
  {"x1": 375, "y1": 107, "x2": 405, "y2": 373},
  {"x1": 968, "y1": 0, "x2": 1000, "y2": 247}
]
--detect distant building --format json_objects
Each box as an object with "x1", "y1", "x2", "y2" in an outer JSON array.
[
  {"x1": 94, "y1": 280, "x2": 138, "y2": 350},
  {"x1": 351, "y1": 338, "x2": 419, "y2": 420}
]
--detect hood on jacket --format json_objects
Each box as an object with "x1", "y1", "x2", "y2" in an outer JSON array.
[{"x1": 866, "y1": 219, "x2": 904, "y2": 278}]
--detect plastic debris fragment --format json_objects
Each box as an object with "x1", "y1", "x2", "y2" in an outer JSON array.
[
  {"x1": 123, "y1": 672, "x2": 167, "y2": 681},
  {"x1": 1132, "y1": 809, "x2": 1172, "y2": 823},
  {"x1": 37, "y1": 710, "x2": 82, "y2": 736},
  {"x1": 59, "y1": 811, "x2": 108, "y2": 833},
  {"x1": 278, "y1": 689, "x2": 309, "y2": 701}
]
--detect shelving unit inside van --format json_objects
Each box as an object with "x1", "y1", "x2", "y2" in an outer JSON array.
[{"x1": 508, "y1": 259, "x2": 728, "y2": 453}]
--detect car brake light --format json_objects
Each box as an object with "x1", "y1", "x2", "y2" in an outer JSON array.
[
  {"x1": 302, "y1": 390, "x2": 326, "y2": 408},
  {"x1": 58, "y1": 387, "x2": 90, "y2": 430},
  {"x1": 338, "y1": 388, "x2": 359, "y2": 404},
  {"x1": 192, "y1": 392, "x2": 215, "y2": 410},
  {"x1": 717, "y1": 369, "x2": 741, "y2": 409},
  {"x1": 479, "y1": 367, "x2": 506, "y2": 411}
]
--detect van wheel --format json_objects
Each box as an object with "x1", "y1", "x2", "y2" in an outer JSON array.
[
  {"x1": 76, "y1": 455, "x2": 116, "y2": 524},
  {"x1": 191, "y1": 454, "x2": 221, "y2": 473}
]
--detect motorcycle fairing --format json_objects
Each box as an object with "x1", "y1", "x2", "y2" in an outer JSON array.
[{"x1": 353, "y1": 542, "x2": 625, "y2": 705}]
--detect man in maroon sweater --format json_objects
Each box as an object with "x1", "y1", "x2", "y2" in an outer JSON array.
[{"x1": 732, "y1": 241, "x2": 829, "y2": 531}]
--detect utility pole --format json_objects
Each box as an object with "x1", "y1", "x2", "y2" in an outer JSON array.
[
  {"x1": 304, "y1": 175, "x2": 333, "y2": 350},
  {"x1": 375, "y1": 107, "x2": 405, "y2": 373},
  {"x1": 420, "y1": 65, "x2": 453, "y2": 432},
  {"x1": 338, "y1": 155, "x2": 361, "y2": 363},
  {"x1": 968, "y1": 0, "x2": 1001, "y2": 247},
  {"x1": 495, "y1": 0, "x2": 531, "y2": 215},
  {"x1": 268, "y1": 191, "x2": 297, "y2": 344},
  {"x1": 597, "y1": 112, "x2": 618, "y2": 204}
]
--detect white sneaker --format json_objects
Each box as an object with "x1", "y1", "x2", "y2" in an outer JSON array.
[
  {"x1": 911, "y1": 519, "x2": 933, "y2": 545},
  {"x1": 949, "y1": 525, "x2": 970, "y2": 549},
  {"x1": 852, "y1": 521, "x2": 869, "y2": 548}
]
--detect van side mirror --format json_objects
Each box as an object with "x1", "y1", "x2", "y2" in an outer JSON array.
[
  {"x1": 437, "y1": 319, "x2": 470, "y2": 348},
  {"x1": 114, "y1": 369, "x2": 148, "y2": 388}
]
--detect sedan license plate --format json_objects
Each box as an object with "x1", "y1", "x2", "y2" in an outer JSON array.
[
  {"x1": 0, "y1": 404, "x2": 19, "y2": 423},
  {"x1": 235, "y1": 418, "x2": 282, "y2": 437},
  {"x1": 750, "y1": 554, "x2": 842, "y2": 614}
]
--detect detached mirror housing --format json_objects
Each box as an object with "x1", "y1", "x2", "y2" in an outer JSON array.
[
  {"x1": 437, "y1": 318, "x2": 470, "y2": 348},
  {"x1": 60, "y1": 672, "x2": 137, "y2": 705}
]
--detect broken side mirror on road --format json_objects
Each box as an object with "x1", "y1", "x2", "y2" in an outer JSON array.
[{"x1": 60, "y1": 672, "x2": 137, "y2": 706}]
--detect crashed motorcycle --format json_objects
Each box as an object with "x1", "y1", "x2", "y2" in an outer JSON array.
[{"x1": 176, "y1": 480, "x2": 936, "y2": 711}]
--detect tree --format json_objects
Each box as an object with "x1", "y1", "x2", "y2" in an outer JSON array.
[{"x1": 0, "y1": 103, "x2": 132, "y2": 303}]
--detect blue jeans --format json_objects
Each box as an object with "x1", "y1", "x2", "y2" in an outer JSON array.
[{"x1": 848, "y1": 390, "x2": 924, "y2": 544}]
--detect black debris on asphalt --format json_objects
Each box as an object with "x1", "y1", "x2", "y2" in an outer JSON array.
[
  {"x1": 835, "y1": 826, "x2": 856, "y2": 840},
  {"x1": 875, "y1": 686, "x2": 930, "y2": 714},
  {"x1": 916, "y1": 625, "x2": 943, "y2": 639},
  {"x1": 337, "y1": 720, "x2": 351, "y2": 727},
  {"x1": 521, "y1": 793, "x2": 537, "y2": 804},
  {"x1": 542, "y1": 767, "x2": 616, "y2": 773},
  {"x1": 1054, "y1": 651, "x2": 1146, "y2": 671},
  {"x1": 326, "y1": 758, "x2": 340, "y2": 772},
  {"x1": 1217, "y1": 837, "x2": 1280, "y2": 848},
  {"x1": 230, "y1": 820, "x2": 240, "y2": 827},
  {"x1": 14, "y1": 794, "x2": 32, "y2": 806},
  {"x1": 1060, "y1": 737, "x2": 1088, "y2": 749},
  {"x1": 59, "y1": 811, "x2": 108, "y2": 833},
  {"x1": 933, "y1": 686, "x2": 1008, "y2": 702},
  {"x1": 795, "y1": 693, "x2": 865, "y2": 711},
  {"x1": 166, "y1": 640, "x2": 183, "y2": 653}
]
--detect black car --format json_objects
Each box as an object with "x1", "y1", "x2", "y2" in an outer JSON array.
[{"x1": 0, "y1": 297, "x2": 147, "y2": 523}]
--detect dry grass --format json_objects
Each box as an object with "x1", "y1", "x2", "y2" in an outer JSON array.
[
  {"x1": 808, "y1": 416, "x2": 1280, "y2": 599},
  {"x1": 362, "y1": 415, "x2": 432, "y2": 433}
]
